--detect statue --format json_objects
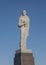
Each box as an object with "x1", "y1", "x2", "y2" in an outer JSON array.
[{"x1": 18, "y1": 10, "x2": 30, "y2": 50}]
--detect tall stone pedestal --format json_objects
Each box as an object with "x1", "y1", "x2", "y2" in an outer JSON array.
[{"x1": 14, "y1": 49, "x2": 34, "y2": 65}]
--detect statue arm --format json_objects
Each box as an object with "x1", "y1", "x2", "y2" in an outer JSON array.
[{"x1": 18, "y1": 17, "x2": 24, "y2": 27}]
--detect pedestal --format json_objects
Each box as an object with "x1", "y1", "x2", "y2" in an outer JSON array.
[{"x1": 14, "y1": 49, "x2": 35, "y2": 65}]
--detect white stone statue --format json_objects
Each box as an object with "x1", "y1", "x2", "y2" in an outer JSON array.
[{"x1": 18, "y1": 10, "x2": 30, "y2": 50}]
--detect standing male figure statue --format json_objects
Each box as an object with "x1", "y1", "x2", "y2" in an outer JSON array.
[{"x1": 18, "y1": 10, "x2": 30, "y2": 50}]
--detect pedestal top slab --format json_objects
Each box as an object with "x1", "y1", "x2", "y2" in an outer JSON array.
[{"x1": 16, "y1": 49, "x2": 32, "y2": 53}]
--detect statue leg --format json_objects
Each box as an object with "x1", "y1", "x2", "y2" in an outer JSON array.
[
  {"x1": 20, "y1": 28, "x2": 28, "y2": 50},
  {"x1": 24, "y1": 29, "x2": 28, "y2": 49},
  {"x1": 23, "y1": 30, "x2": 27, "y2": 49},
  {"x1": 20, "y1": 29, "x2": 25, "y2": 49}
]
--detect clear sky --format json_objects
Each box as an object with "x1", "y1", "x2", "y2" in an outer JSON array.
[{"x1": 0, "y1": 0, "x2": 46, "y2": 65}]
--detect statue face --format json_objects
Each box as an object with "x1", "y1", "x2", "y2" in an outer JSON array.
[{"x1": 22, "y1": 10, "x2": 26, "y2": 16}]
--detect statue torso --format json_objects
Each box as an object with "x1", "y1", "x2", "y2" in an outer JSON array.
[{"x1": 19, "y1": 15, "x2": 30, "y2": 29}]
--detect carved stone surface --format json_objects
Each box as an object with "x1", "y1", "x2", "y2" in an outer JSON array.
[
  {"x1": 14, "y1": 53, "x2": 34, "y2": 65},
  {"x1": 18, "y1": 10, "x2": 30, "y2": 50}
]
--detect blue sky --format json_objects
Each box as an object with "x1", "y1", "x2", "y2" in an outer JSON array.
[{"x1": 0, "y1": 0, "x2": 46, "y2": 65}]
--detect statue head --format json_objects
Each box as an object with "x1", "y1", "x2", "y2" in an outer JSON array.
[{"x1": 22, "y1": 10, "x2": 26, "y2": 16}]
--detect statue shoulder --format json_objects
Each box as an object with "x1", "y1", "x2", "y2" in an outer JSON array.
[
  {"x1": 26, "y1": 15, "x2": 29, "y2": 18},
  {"x1": 19, "y1": 15, "x2": 23, "y2": 19},
  {"x1": 26, "y1": 15, "x2": 30, "y2": 21}
]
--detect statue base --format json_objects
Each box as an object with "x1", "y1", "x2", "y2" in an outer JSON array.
[
  {"x1": 14, "y1": 49, "x2": 35, "y2": 65},
  {"x1": 16, "y1": 49, "x2": 32, "y2": 53}
]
